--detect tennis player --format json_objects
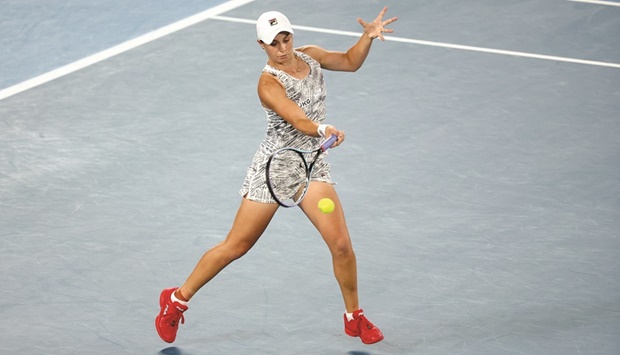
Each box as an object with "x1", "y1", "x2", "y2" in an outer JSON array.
[{"x1": 156, "y1": 7, "x2": 397, "y2": 345}]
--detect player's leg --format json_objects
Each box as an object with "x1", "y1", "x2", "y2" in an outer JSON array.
[
  {"x1": 177, "y1": 197, "x2": 279, "y2": 300},
  {"x1": 299, "y1": 182, "x2": 358, "y2": 311},
  {"x1": 299, "y1": 181, "x2": 384, "y2": 344},
  {"x1": 156, "y1": 197, "x2": 279, "y2": 343}
]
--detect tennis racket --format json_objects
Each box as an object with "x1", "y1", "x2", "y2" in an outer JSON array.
[{"x1": 266, "y1": 134, "x2": 338, "y2": 207}]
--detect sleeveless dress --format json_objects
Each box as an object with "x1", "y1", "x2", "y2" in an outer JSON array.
[{"x1": 239, "y1": 51, "x2": 333, "y2": 203}]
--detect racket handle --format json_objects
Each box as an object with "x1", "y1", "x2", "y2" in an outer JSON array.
[{"x1": 321, "y1": 134, "x2": 338, "y2": 151}]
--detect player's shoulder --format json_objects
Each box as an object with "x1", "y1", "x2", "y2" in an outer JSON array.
[
  {"x1": 259, "y1": 70, "x2": 279, "y2": 83},
  {"x1": 258, "y1": 70, "x2": 284, "y2": 92}
]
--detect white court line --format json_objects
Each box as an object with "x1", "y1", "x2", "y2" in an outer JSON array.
[
  {"x1": 568, "y1": 0, "x2": 620, "y2": 6},
  {"x1": 213, "y1": 15, "x2": 620, "y2": 70},
  {"x1": 0, "y1": 0, "x2": 255, "y2": 102},
  {"x1": 2, "y1": 2, "x2": 618, "y2": 102}
]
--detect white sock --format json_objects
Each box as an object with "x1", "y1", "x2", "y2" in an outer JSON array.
[
  {"x1": 171, "y1": 291, "x2": 189, "y2": 306},
  {"x1": 346, "y1": 312, "x2": 355, "y2": 322}
]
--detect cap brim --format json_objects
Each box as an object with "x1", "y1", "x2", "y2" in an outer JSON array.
[{"x1": 261, "y1": 28, "x2": 293, "y2": 43}]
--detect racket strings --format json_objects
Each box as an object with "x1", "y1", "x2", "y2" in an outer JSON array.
[{"x1": 268, "y1": 149, "x2": 309, "y2": 205}]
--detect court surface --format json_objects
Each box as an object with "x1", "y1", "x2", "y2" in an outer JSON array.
[{"x1": 1, "y1": 0, "x2": 619, "y2": 354}]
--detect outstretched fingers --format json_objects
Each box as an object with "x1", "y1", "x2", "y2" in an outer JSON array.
[{"x1": 359, "y1": 6, "x2": 398, "y2": 41}]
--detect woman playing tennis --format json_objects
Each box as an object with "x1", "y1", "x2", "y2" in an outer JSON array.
[{"x1": 156, "y1": 7, "x2": 397, "y2": 345}]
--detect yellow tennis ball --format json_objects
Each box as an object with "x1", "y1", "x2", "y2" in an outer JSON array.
[{"x1": 318, "y1": 198, "x2": 335, "y2": 214}]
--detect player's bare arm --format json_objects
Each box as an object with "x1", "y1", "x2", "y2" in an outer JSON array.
[
  {"x1": 298, "y1": 6, "x2": 397, "y2": 72},
  {"x1": 257, "y1": 73, "x2": 322, "y2": 137},
  {"x1": 257, "y1": 73, "x2": 344, "y2": 146}
]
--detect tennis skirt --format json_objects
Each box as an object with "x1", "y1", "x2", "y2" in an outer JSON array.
[{"x1": 239, "y1": 148, "x2": 333, "y2": 204}]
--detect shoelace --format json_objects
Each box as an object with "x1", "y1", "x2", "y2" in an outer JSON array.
[
  {"x1": 166, "y1": 308, "x2": 185, "y2": 327},
  {"x1": 359, "y1": 316, "x2": 374, "y2": 330}
]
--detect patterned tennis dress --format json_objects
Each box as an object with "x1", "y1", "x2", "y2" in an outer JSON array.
[{"x1": 240, "y1": 51, "x2": 333, "y2": 203}]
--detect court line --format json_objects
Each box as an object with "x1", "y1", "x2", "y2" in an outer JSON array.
[
  {"x1": 2, "y1": 2, "x2": 618, "y2": 103},
  {"x1": 213, "y1": 15, "x2": 620, "y2": 69},
  {"x1": 567, "y1": 0, "x2": 620, "y2": 7},
  {"x1": 0, "y1": 0, "x2": 255, "y2": 102}
]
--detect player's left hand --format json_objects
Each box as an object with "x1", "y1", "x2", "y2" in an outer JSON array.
[{"x1": 357, "y1": 6, "x2": 398, "y2": 41}]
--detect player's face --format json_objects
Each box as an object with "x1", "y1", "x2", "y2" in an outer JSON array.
[{"x1": 261, "y1": 32, "x2": 294, "y2": 64}]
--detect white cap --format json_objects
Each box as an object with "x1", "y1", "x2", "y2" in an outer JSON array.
[{"x1": 256, "y1": 11, "x2": 294, "y2": 44}]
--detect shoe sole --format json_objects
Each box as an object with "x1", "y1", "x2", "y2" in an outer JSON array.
[
  {"x1": 345, "y1": 328, "x2": 384, "y2": 344},
  {"x1": 362, "y1": 334, "x2": 384, "y2": 344},
  {"x1": 345, "y1": 328, "x2": 357, "y2": 337}
]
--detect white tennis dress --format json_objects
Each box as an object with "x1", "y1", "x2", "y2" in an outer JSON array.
[{"x1": 240, "y1": 51, "x2": 333, "y2": 203}]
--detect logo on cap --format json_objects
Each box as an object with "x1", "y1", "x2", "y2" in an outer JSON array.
[{"x1": 269, "y1": 18, "x2": 278, "y2": 26}]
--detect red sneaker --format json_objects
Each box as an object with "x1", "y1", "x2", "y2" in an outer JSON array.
[
  {"x1": 344, "y1": 309, "x2": 384, "y2": 344},
  {"x1": 155, "y1": 288, "x2": 188, "y2": 343}
]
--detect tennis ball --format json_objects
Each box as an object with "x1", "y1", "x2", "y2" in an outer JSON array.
[{"x1": 318, "y1": 198, "x2": 335, "y2": 214}]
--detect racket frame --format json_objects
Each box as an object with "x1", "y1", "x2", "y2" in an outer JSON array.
[{"x1": 265, "y1": 134, "x2": 338, "y2": 207}]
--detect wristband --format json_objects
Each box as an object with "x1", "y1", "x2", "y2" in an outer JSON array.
[{"x1": 317, "y1": 124, "x2": 330, "y2": 137}]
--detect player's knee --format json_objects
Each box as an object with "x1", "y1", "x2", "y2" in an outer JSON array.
[
  {"x1": 223, "y1": 241, "x2": 254, "y2": 261},
  {"x1": 232, "y1": 244, "x2": 253, "y2": 260},
  {"x1": 329, "y1": 237, "x2": 354, "y2": 259}
]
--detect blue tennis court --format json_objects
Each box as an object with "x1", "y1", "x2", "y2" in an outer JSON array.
[{"x1": 1, "y1": 0, "x2": 619, "y2": 354}]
